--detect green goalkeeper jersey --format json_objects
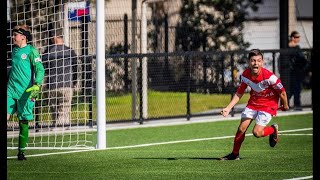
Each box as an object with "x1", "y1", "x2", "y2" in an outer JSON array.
[{"x1": 7, "y1": 44, "x2": 44, "y2": 100}]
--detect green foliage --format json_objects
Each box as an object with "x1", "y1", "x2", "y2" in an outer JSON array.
[
  {"x1": 176, "y1": 0, "x2": 263, "y2": 51},
  {"x1": 106, "y1": 43, "x2": 127, "y2": 55}
]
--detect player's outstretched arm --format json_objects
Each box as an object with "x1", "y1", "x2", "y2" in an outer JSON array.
[{"x1": 221, "y1": 92, "x2": 243, "y2": 117}]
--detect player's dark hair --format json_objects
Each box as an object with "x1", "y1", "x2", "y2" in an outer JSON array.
[
  {"x1": 248, "y1": 49, "x2": 263, "y2": 59},
  {"x1": 13, "y1": 25, "x2": 32, "y2": 42}
]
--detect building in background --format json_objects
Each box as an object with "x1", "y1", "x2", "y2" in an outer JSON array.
[{"x1": 244, "y1": 0, "x2": 313, "y2": 50}]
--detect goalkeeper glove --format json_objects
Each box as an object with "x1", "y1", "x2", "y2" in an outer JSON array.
[{"x1": 26, "y1": 84, "x2": 40, "y2": 101}]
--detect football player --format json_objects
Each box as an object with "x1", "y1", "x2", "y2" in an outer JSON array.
[
  {"x1": 220, "y1": 49, "x2": 289, "y2": 160},
  {"x1": 7, "y1": 24, "x2": 45, "y2": 160}
]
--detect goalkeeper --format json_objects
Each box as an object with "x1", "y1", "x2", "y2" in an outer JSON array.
[{"x1": 7, "y1": 24, "x2": 44, "y2": 161}]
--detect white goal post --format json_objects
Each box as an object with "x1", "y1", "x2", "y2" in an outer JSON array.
[{"x1": 96, "y1": 0, "x2": 106, "y2": 149}]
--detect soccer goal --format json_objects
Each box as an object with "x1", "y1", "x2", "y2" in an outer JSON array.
[{"x1": 7, "y1": 0, "x2": 106, "y2": 150}]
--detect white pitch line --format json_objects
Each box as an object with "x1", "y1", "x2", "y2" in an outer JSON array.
[
  {"x1": 7, "y1": 127, "x2": 313, "y2": 159},
  {"x1": 105, "y1": 135, "x2": 236, "y2": 150},
  {"x1": 279, "y1": 134, "x2": 312, "y2": 136},
  {"x1": 283, "y1": 175, "x2": 313, "y2": 180},
  {"x1": 279, "y1": 128, "x2": 312, "y2": 133}
]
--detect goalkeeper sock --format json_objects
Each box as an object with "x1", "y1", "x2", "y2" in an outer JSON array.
[
  {"x1": 232, "y1": 131, "x2": 245, "y2": 154},
  {"x1": 262, "y1": 126, "x2": 274, "y2": 137},
  {"x1": 19, "y1": 120, "x2": 29, "y2": 153}
]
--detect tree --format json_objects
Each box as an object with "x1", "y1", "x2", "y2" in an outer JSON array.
[
  {"x1": 173, "y1": 0, "x2": 263, "y2": 92},
  {"x1": 176, "y1": 0, "x2": 263, "y2": 51}
]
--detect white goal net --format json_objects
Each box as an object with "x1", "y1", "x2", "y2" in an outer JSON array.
[{"x1": 7, "y1": 0, "x2": 97, "y2": 150}]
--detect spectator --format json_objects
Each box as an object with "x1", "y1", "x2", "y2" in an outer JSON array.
[
  {"x1": 7, "y1": 24, "x2": 45, "y2": 160},
  {"x1": 287, "y1": 31, "x2": 308, "y2": 111},
  {"x1": 42, "y1": 29, "x2": 78, "y2": 129}
]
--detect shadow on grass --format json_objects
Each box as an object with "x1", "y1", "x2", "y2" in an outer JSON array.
[{"x1": 133, "y1": 157, "x2": 222, "y2": 161}]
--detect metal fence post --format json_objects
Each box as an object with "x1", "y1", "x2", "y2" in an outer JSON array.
[
  {"x1": 186, "y1": 56, "x2": 191, "y2": 120},
  {"x1": 139, "y1": 57, "x2": 144, "y2": 124}
]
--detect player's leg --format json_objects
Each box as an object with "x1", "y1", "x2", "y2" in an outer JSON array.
[
  {"x1": 252, "y1": 124, "x2": 266, "y2": 138},
  {"x1": 220, "y1": 118, "x2": 252, "y2": 160},
  {"x1": 252, "y1": 111, "x2": 272, "y2": 137},
  {"x1": 17, "y1": 120, "x2": 29, "y2": 160},
  {"x1": 234, "y1": 118, "x2": 252, "y2": 152},
  {"x1": 269, "y1": 124, "x2": 279, "y2": 147},
  {"x1": 252, "y1": 111, "x2": 278, "y2": 147},
  {"x1": 7, "y1": 96, "x2": 17, "y2": 136},
  {"x1": 16, "y1": 99, "x2": 35, "y2": 160},
  {"x1": 220, "y1": 107, "x2": 256, "y2": 160},
  {"x1": 7, "y1": 95, "x2": 17, "y2": 120}
]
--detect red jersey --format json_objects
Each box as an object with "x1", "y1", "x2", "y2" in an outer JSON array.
[{"x1": 236, "y1": 67, "x2": 285, "y2": 115}]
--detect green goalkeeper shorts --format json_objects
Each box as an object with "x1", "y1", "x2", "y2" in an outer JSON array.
[{"x1": 7, "y1": 96, "x2": 35, "y2": 120}]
